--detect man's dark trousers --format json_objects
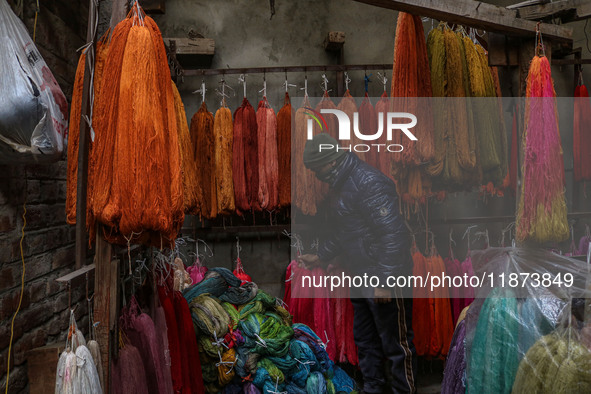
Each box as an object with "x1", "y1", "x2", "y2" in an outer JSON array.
[{"x1": 352, "y1": 295, "x2": 417, "y2": 394}]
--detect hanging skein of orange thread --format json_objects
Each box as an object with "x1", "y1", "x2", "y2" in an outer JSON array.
[
  {"x1": 277, "y1": 93, "x2": 293, "y2": 208},
  {"x1": 256, "y1": 97, "x2": 279, "y2": 211},
  {"x1": 88, "y1": 18, "x2": 132, "y2": 239},
  {"x1": 294, "y1": 97, "x2": 317, "y2": 216},
  {"x1": 516, "y1": 54, "x2": 569, "y2": 243},
  {"x1": 67, "y1": 34, "x2": 110, "y2": 226},
  {"x1": 172, "y1": 81, "x2": 201, "y2": 215},
  {"x1": 213, "y1": 102, "x2": 235, "y2": 215},
  {"x1": 145, "y1": 13, "x2": 184, "y2": 234},
  {"x1": 90, "y1": 10, "x2": 184, "y2": 245},
  {"x1": 66, "y1": 52, "x2": 88, "y2": 225},
  {"x1": 574, "y1": 82, "x2": 591, "y2": 181},
  {"x1": 115, "y1": 21, "x2": 176, "y2": 239},
  {"x1": 190, "y1": 102, "x2": 216, "y2": 219}
]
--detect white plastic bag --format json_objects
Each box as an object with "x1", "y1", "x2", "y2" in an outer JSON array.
[{"x1": 0, "y1": 0, "x2": 68, "y2": 163}]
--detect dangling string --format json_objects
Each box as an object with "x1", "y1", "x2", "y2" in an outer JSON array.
[
  {"x1": 320, "y1": 73, "x2": 331, "y2": 94},
  {"x1": 364, "y1": 71, "x2": 372, "y2": 93},
  {"x1": 344, "y1": 71, "x2": 351, "y2": 91},
  {"x1": 535, "y1": 22, "x2": 545, "y2": 57},
  {"x1": 449, "y1": 228, "x2": 456, "y2": 260},
  {"x1": 463, "y1": 225, "x2": 478, "y2": 256},
  {"x1": 217, "y1": 77, "x2": 233, "y2": 107}
]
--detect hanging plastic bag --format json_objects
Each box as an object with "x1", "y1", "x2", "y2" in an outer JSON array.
[{"x1": 0, "y1": 0, "x2": 68, "y2": 163}]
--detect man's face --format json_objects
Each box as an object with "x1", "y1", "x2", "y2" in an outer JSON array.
[{"x1": 312, "y1": 161, "x2": 337, "y2": 183}]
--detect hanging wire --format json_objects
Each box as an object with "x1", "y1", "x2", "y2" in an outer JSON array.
[
  {"x1": 259, "y1": 73, "x2": 267, "y2": 98},
  {"x1": 377, "y1": 72, "x2": 388, "y2": 92},
  {"x1": 320, "y1": 73, "x2": 331, "y2": 94},
  {"x1": 238, "y1": 74, "x2": 247, "y2": 98},
  {"x1": 344, "y1": 71, "x2": 351, "y2": 91},
  {"x1": 192, "y1": 80, "x2": 207, "y2": 103}
]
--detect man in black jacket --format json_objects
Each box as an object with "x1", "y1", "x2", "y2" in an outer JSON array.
[{"x1": 298, "y1": 133, "x2": 416, "y2": 394}]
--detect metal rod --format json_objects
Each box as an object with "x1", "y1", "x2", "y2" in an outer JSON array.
[
  {"x1": 183, "y1": 64, "x2": 393, "y2": 76},
  {"x1": 182, "y1": 59, "x2": 591, "y2": 77}
]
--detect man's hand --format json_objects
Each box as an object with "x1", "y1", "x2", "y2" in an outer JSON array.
[
  {"x1": 297, "y1": 254, "x2": 321, "y2": 269},
  {"x1": 374, "y1": 287, "x2": 392, "y2": 303}
]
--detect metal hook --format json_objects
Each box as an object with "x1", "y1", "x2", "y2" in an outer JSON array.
[
  {"x1": 462, "y1": 225, "x2": 478, "y2": 250},
  {"x1": 377, "y1": 72, "x2": 388, "y2": 92},
  {"x1": 283, "y1": 72, "x2": 296, "y2": 93},
  {"x1": 300, "y1": 74, "x2": 308, "y2": 97},
  {"x1": 238, "y1": 74, "x2": 247, "y2": 98}
]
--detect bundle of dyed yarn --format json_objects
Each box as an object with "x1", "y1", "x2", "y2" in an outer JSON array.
[{"x1": 183, "y1": 268, "x2": 357, "y2": 393}]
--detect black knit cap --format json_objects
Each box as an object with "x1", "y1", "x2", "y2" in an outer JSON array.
[{"x1": 303, "y1": 133, "x2": 347, "y2": 170}]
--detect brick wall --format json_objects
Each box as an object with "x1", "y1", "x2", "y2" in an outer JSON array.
[{"x1": 0, "y1": 1, "x2": 89, "y2": 393}]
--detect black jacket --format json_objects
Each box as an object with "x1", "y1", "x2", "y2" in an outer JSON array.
[{"x1": 317, "y1": 153, "x2": 412, "y2": 280}]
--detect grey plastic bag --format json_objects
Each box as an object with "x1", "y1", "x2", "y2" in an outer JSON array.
[{"x1": 0, "y1": 0, "x2": 68, "y2": 164}]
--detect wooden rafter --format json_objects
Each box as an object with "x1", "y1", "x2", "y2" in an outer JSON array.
[
  {"x1": 351, "y1": 0, "x2": 573, "y2": 43},
  {"x1": 517, "y1": 0, "x2": 591, "y2": 22}
]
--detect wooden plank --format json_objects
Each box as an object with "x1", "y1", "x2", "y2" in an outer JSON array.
[
  {"x1": 93, "y1": 234, "x2": 112, "y2": 394},
  {"x1": 324, "y1": 31, "x2": 346, "y2": 51},
  {"x1": 552, "y1": 58, "x2": 591, "y2": 65},
  {"x1": 507, "y1": 0, "x2": 547, "y2": 10},
  {"x1": 27, "y1": 343, "x2": 65, "y2": 394},
  {"x1": 141, "y1": 0, "x2": 165, "y2": 14},
  {"x1": 55, "y1": 263, "x2": 95, "y2": 283},
  {"x1": 351, "y1": 0, "x2": 573, "y2": 43},
  {"x1": 164, "y1": 37, "x2": 215, "y2": 55},
  {"x1": 108, "y1": 257, "x2": 120, "y2": 391},
  {"x1": 517, "y1": 0, "x2": 588, "y2": 20}
]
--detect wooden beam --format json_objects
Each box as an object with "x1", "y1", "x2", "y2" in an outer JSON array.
[
  {"x1": 55, "y1": 263, "x2": 95, "y2": 283},
  {"x1": 507, "y1": 0, "x2": 548, "y2": 10},
  {"x1": 93, "y1": 234, "x2": 112, "y2": 394},
  {"x1": 324, "y1": 31, "x2": 346, "y2": 51},
  {"x1": 75, "y1": 0, "x2": 98, "y2": 269},
  {"x1": 163, "y1": 37, "x2": 215, "y2": 56},
  {"x1": 517, "y1": 0, "x2": 589, "y2": 20},
  {"x1": 351, "y1": 0, "x2": 573, "y2": 43}
]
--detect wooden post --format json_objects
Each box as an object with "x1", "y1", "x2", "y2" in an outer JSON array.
[
  {"x1": 75, "y1": 0, "x2": 98, "y2": 269},
  {"x1": 93, "y1": 234, "x2": 112, "y2": 393}
]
